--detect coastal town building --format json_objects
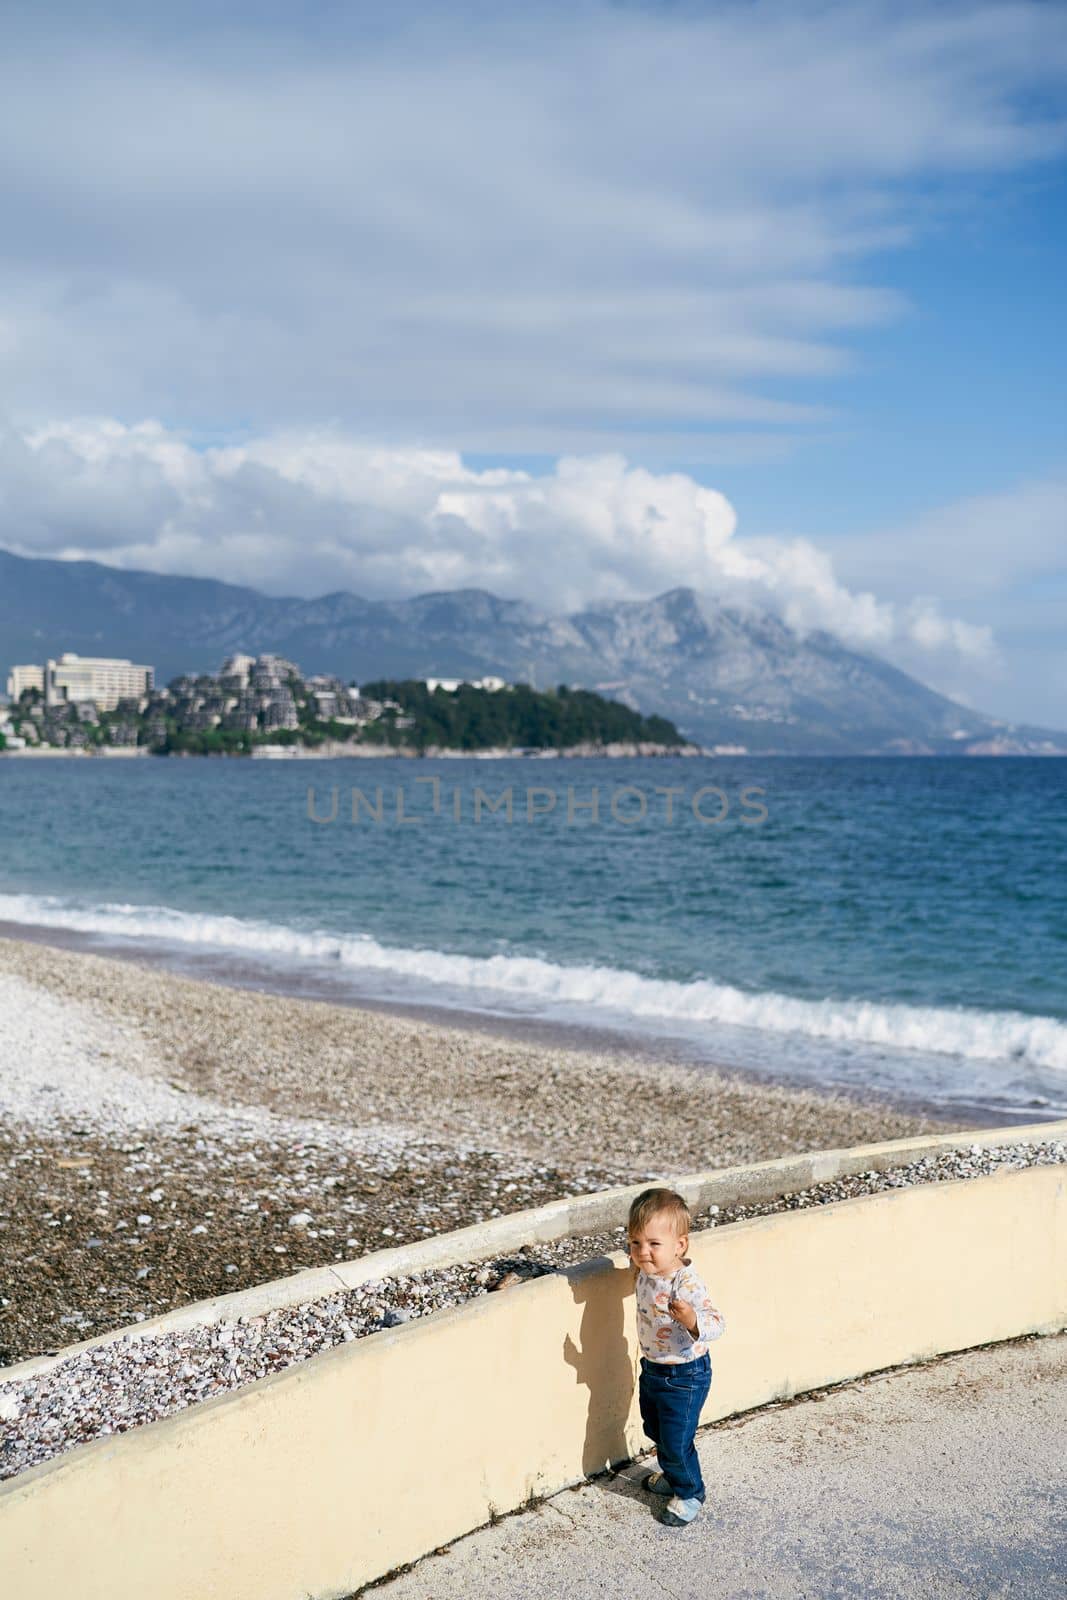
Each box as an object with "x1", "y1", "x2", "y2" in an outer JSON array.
[
  {"x1": 6, "y1": 654, "x2": 155, "y2": 712},
  {"x1": 2, "y1": 650, "x2": 531, "y2": 755},
  {"x1": 220, "y1": 653, "x2": 256, "y2": 683},
  {"x1": 6, "y1": 664, "x2": 46, "y2": 700},
  {"x1": 263, "y1": 697, "x2": 300, "y2": 731},
  {"x1": 304, "y1": 674, "x2": 371, "y2": 725}
]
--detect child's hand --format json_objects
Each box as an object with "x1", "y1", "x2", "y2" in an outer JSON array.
[{"x1": 668, "y1": 1297, "x2": 698, "y2": 1333}]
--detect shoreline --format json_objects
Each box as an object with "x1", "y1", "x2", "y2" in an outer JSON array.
[
  {"x1": 0, "y1": 915, "x2": 1021, "y2": 1130},
  {"x1": 0, "y1": 740, "x2": 706, "y2": 761},
  {"x1": 5, "y1": 748, "x2": 1067, "y2": 760},
  {"x1": 0, "y1": 929, "x2": 961, "y2": 1364}
]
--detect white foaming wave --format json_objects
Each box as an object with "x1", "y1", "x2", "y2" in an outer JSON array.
[{"x1": 2, "y1": 891, "x2": 1066, "y2": 1072}]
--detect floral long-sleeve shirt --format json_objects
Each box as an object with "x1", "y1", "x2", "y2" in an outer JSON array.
[{"x1": 635, "y1": 1259, "x2": 726, "y2": 1364}]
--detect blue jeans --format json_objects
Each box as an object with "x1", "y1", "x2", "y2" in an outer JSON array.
[{"x1": 638, "y1": 1352, "x2": 712, "y2": 1502}]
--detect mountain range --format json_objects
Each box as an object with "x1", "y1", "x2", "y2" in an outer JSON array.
[{"x1": 1, "y1": 547, "x2": 1062, "y2": 755}]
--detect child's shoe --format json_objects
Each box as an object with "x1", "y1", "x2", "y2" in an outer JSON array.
[
  {"x1": 658, "y1": 1495, "x2": 702, "y2": 1527},
  {"x1": 641, "y1": 1471, "x2": 673, "y2": 1496}
]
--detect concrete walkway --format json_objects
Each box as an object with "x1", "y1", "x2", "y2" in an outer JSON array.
[{"x1": 371, "y1": 1334, "x2": 1067, "y2": 1599}]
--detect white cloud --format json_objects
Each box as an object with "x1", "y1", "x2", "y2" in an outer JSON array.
[
  {"x1": 1, "y1": 418, "x2": 994, "y2": 680},
  {"x1": 0, "y1": 3, "x2": 1063, "y2": 445},
  {"x1": 822, "y1": 476, "x2": 1067, "y2": 721},
  {"x1": 833, "y1": 479, "x2": 1067, "y2": 595}
]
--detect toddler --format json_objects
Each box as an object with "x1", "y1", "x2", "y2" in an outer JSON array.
[{"x1": 628, "y1": 1186, "x2": 725, "y2": 1527}]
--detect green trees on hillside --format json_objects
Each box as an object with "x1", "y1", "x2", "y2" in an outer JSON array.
[{"x1": 360, "y1": 680, "x2": 683, "y2": 752}]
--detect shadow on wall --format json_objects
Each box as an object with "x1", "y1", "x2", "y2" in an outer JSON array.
[{"x1": 563, "y1": 1259, "x2": 636, "y2": 1477}]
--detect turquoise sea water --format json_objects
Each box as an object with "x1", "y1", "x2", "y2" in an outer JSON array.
[{"x1": 1, "y1": 755, "x2": 1065, "y2": 1118}]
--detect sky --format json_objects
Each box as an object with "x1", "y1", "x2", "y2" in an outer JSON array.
[{"x1": 0, "y1": 1, "x2": 1065, "y2": 725}]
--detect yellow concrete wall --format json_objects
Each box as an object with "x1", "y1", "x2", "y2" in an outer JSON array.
[
  {"x1": 7, "y1": 1117, "x2": 1060, "y2": 1386},
  {"x1": 2, "y1": 1160, "x2": 1064, "y2": 1599}
]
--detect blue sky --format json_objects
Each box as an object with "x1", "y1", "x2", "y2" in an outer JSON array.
[
  {"x1": 721, "y1": 169, "x2": 1066, "y2": 529},
  {"x1": 0, "y1": 1, "x2": 1064, "y2": 724}
]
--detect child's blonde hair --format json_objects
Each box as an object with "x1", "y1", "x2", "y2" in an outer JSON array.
[{"x1": 627, "y1": 1186, "x2": 692, "y2": 1238}]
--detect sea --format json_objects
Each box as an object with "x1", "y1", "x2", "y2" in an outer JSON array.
[{"x1": 1, "y1": 755, "x2": 1065, "y2": 1123}]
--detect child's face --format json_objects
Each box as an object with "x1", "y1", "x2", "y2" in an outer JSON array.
[{"x1": 628, "y1": 1212, "x2": 688, "y2": 1276}]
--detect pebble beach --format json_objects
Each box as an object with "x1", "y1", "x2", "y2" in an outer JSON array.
[
  {"x1": 0, "y1": 928, "x2": 994, "y2": 1480},
  {"x1": 0, "y1": 931, "x2": 957, "y2": 1363}
]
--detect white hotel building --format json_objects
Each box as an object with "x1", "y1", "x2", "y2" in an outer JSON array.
[{"x1": 6, "y1": 653, "x2": 155, "y2": 712}]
